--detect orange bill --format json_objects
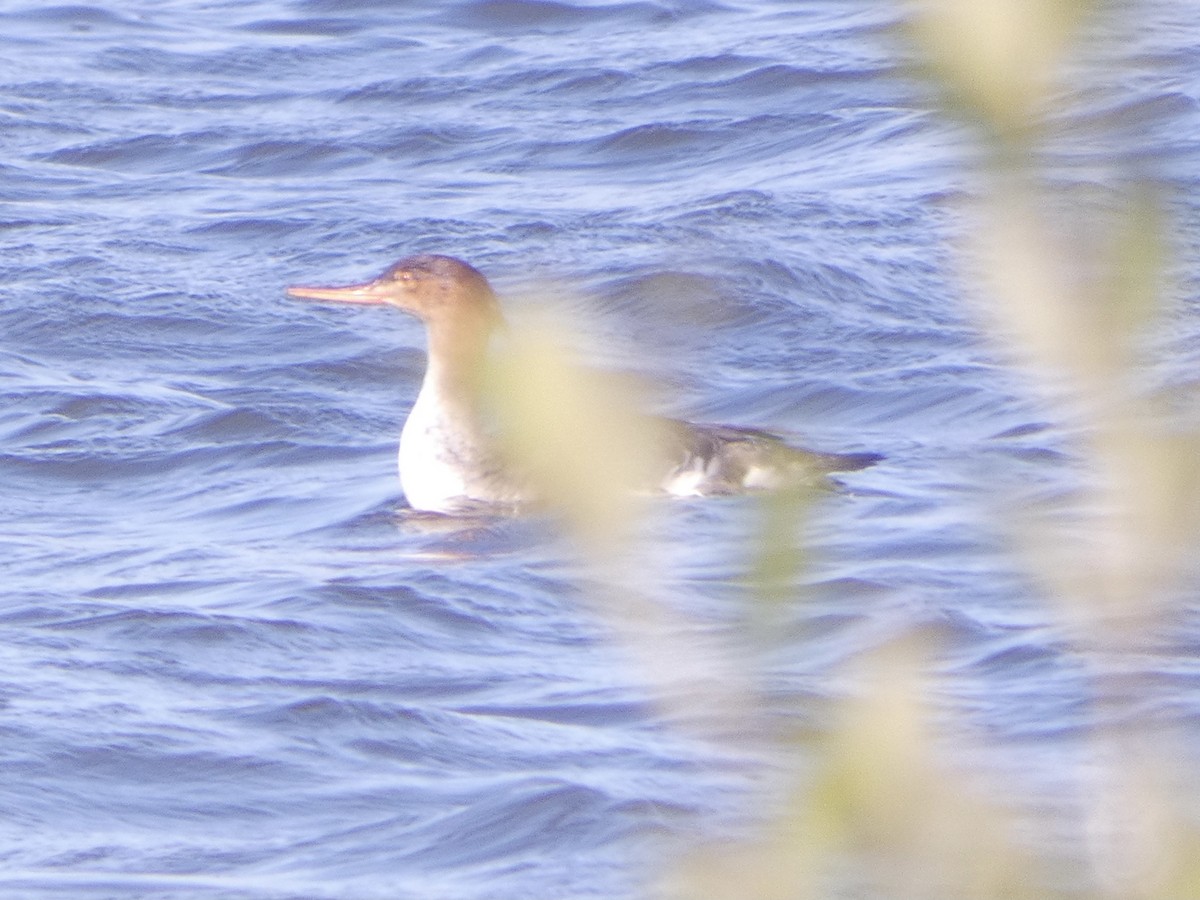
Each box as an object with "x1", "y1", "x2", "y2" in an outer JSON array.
[{"x1": 286, "y1": 280, "x2": 389, "y2": 304}]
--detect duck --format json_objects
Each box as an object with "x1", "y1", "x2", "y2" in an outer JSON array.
[{"x1": 287, "y1": 254, "x2": 878, "y2": 513}]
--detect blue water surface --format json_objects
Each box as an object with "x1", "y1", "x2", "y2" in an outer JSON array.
[{"x1": 3, "y1": 1, "x2": 1200, "y2": 898}]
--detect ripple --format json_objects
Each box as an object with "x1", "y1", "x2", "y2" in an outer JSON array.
[
  {"x1": 204, "y1": 139, "x2": 371, "y2": 178},
  {"x1": 238, "y1": 17, "x2": 368, "y2": 37},
  {"x1": 41, "y1": 133, "x2": 222, "y2": 174},
  {"x1": 2, "y1": 4, "x2": 157, "y2": 31},
  {"x1": 444, "y1": 0, "x2": 670, "y2": 31}
]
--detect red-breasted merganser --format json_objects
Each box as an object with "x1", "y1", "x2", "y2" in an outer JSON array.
[{"x1": 288, "y1": 255, "x2": 878, "y2": 513}]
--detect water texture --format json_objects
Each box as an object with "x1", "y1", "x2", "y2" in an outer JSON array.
[{"x1": 2, "y1": 1, "x2": 1199, "y2": 898}]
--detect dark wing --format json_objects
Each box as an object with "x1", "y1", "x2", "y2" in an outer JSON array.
[{"x1": 657, "y1": 419, "x2": 880, "y2": 494}]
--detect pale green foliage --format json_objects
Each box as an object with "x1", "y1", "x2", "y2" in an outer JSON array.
[{"x1": 483, "y1": 2, "x2": 1200, "y2": 896}]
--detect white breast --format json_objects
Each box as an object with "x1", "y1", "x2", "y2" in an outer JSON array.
[{"x1": 397, "y1": 381, "x2": 521, "y2": 512}]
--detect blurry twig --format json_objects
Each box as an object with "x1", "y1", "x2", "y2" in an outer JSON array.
[{"x1": 909, "y1": 1, "x2": 1200, "y2": 897}]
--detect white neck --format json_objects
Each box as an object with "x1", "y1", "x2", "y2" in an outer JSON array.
[{"x1": 397, "y1": 330, "x2": 518, "y2": 511}]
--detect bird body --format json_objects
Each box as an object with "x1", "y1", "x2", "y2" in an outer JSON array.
[{"x1": 288, "y1": 255, "x2": 877, "y2": 513}]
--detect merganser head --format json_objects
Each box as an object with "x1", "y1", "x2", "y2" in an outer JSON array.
[{"x1": 287, "y1": 254, "x2": 501, "y2": 326}]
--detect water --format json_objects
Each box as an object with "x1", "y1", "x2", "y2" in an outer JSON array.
[{"x1": 3, "y1": 2, "x2": 1200, "y2": 898}]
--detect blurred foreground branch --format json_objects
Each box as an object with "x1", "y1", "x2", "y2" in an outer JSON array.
[
  {"x1": 483, "y1": 3, "x2": 1200, "y2": 896},
  {"x1": 670, "y1": 0, "x2": 1200, "y2": 897}
]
